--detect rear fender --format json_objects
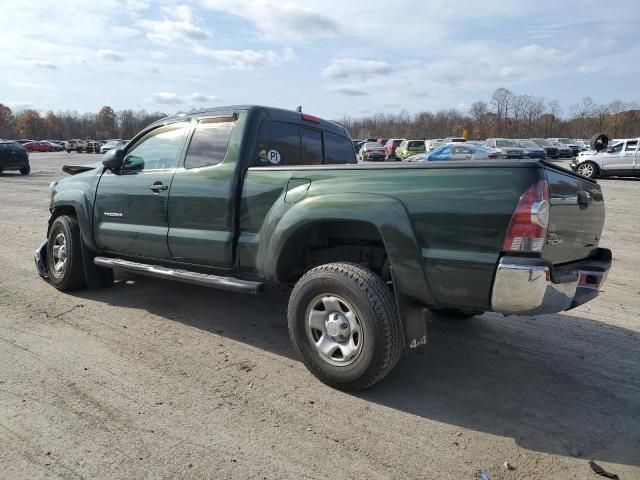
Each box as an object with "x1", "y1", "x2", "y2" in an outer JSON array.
[{"x1": 260, "y1": 193, "x2": 433, "y2": 352}]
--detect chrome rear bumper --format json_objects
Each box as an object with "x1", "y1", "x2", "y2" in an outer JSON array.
[{"x1": 491, "y1": 249, "x2": 611, "y2": 315}]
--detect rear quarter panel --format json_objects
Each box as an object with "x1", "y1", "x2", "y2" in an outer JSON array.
[{"x1": 240, "y1": 163, "x2": 539, "y2": 311}]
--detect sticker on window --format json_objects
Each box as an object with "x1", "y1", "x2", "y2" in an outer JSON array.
[{"x1": 267, "y1": 149, "x2": 281, "y2": 165}]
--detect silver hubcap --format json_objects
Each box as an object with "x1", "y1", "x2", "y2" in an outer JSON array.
[
  {"x1": 306, "y1": 295, "x2": 364, "y2": 366},
  {"x1": 52, "y1": 232, "x2": 67, "y2": 274},
  {"x1": 578, "y1": 163, "x2": 593, "y2": 177}
]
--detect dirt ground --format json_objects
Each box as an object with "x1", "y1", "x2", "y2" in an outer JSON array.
[{"x1": 1, "y1": 152, "x2": 638, "y2": 480}]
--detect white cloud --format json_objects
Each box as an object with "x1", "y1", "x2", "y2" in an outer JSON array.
[
  {"x1": 190, "y1": 92, "x2": 218, "y2": 103},
  {"x1": 28, "y1": 59, "x2": 57, "y2": 70},
  {"x1": 151, "y1": 92, "x2": 219, "y2": 105},
  {"x1": 322, "y1": 58, "x2": 391, "y2": 79},
  {"x1": 139, "y1": 5, "x2": 210, "y2": 45},
  {"x1": 194, "y1": 46, "x2": 293, "y2": 69},
  {"x1": 200, "y1": 0, "x2": 341, "y2": 40},
  {"x1": 151, "y1": 92, "x2": 184, "y2": 104},
  {"x1": 326, "y1": 85, "x2": 369, "y2": 96},
  {"x1": 97, "y1": 49, "x2": 126, "y2": 62}
]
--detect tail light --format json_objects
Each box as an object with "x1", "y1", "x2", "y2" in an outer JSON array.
[{"x1": 502, "y1": 180, "x2": 549, "y2": 253}]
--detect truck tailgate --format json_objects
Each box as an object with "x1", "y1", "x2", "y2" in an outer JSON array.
[{"x1": 543, "y1": 166, "x2": 605, "y2": 264}]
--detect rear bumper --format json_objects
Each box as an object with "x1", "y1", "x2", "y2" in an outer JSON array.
[{"x1": 491, "y1": 248, "x2": 611, "y2": 315}]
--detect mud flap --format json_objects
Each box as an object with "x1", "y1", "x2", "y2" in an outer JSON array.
[
  {"x1": 34, "y1": 240, "x2": 49, "y2": 280},
  {"x1": 80, "y1": 240, "x2": 113, "y2": 289},
  {"x1": 395, "y1": 292, "x2": 429, "y2": 353}
]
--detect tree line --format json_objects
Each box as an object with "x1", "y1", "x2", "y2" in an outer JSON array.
[
  {"x1": 2, "y1": 87, "x2": 640, "y2": 142},
  {"x1": 339, "y1": 88, "x2": 640, "y2": 141},
  {"x1": 0, "y1": 105, "x2": 167, "y2": 140}
]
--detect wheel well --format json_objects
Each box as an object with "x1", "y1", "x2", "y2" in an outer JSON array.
[
  {"x1": 48, "y1": 206, "x2": 77, "y2": 233},
  {"x1": 276, "y1": 220, "x2": 389, "y2": 284}
]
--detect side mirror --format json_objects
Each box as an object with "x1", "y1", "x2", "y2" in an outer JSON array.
[{"x1": 102, "y1": 148, "x2": 125, "y2": 171}]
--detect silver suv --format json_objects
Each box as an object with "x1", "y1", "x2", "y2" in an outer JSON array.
[{"x1": 64, "y1": 139, "x2": 87, "y2": 153}]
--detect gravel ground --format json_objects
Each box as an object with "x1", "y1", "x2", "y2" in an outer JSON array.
[{"x1": 1, "y1": 152, "x2": 639, "y2": 480}]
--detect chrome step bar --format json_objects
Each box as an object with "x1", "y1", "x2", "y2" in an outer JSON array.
[{"x1": 94, "y1": 257, "x2": 263, "y2": 294}]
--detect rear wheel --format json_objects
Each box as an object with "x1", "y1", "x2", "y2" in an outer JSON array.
[
  {"x1": 66, "y1": 149, "x2": 71, "y2": 153},
  {"x1": 288, "y1": 263, "x2": 403, "y2": 391},
  {"x1": 46, "y1": 215, "x2": 86, "y2": 291},
  {"x1": 576, "y1": 161, "x2": 598, "y2": 179},
  {"x1": 19, "y1": 165, "x2": 30, "y2": 175}
]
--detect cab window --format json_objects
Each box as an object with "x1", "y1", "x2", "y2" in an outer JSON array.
[
  {"x1": 122, "y1": 123, "x2": 188, "y2": 172},
  {"x1": 325, "y1": 132, "x2": 356, "y2": 164},
  {"x1": 184, "y1": 118, "x2": 234, "y2": 169},
  {"x1": 625, "y1": 140, "x2": 638, "y2": 152}
]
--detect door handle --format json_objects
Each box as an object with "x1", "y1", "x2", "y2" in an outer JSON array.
[{"x1": 150, "y1": 182, "x2": 168, "y2": 192}]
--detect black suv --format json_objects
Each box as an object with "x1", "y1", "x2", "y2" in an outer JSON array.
[{"x1": 0, "y1": 141, "x2": 30, "y2": 175}]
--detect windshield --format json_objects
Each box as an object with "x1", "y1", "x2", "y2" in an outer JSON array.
[
  {"x1": 496, "y1": 139, "x2": 518, "y2": 148},
  {"x1": 518, "y1": 140, "x2": 538, "y2": 148},
  {"x1": 408, "y1": 140, "x2": 424, "y2": 148},
  {"x1": 533, "y1": 138, "x2": 551, "y2": 146},
  {"x1": 558, "y1": 138, "x2": 572, "y2": 144},
  {"x1": 365, "y1": 142, "x2": 382, "y2": 148}
]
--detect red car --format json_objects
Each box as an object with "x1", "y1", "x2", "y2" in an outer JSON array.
[
  {"x1": 383, "y1": 138, "x2": 404, "y2": 160},
  {"x1": 23, "y1": 141, "x2": 53, "y2": 152}
]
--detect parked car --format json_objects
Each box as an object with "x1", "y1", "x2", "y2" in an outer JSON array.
[
  {"x1": 424, "y1": 139, "x2": 443, "y2": 151},
  {"x1": 395, "y1": 140, "x2": 426, "y2": 160},
  {"x1": 574, "y1": 139, "x2": 590, "y2": 151},
  {"x1": 571, "y1": 138, "x2": 639, "y2": 178},
  {"x1": 42, "y1": 141, "x2": 64, "y2": 151},
  {"x1": 412, "y1": 143, "x2": 504, "y2": 161},
  {"x1": 352, "y1": 140, "x2": 364, "y2": 156},
  {"x1": 516, "y1": 139, "x2": 547, "y2": 159},
  {"x1": 549, "y1": 138, "x2": 581, "y2": 157},
  {"x1": 531, "y1": 138, "x2": 560, "y2": 159},
  {"x1": 484, "y1": 138, "x2": 523, "y2": 159},
  {"x1": 23, "y1": 141, "x2": 53, "y2": 152},
  {"x1": 443, "y1": 137, "x2": 466, "y2": 143},
  {"x1": 0, "y1": 141, "x2": 30, "y2": 175},
  {"x1": 35, "y1": 105, "x2": 610, "y2": 391},
  {"x1": 86, "y1": 140, "x2": 102, "y2": 154},
  {"x1": 383, "y1": 138, "x2": 404, "y2": 160},
  {"x1": 548, "y1": 140, "x2": 574, "y2": 158},
  {"x1": 65, "y1": 139, "x2": 87, "y2": 153},
  {"x1": 358, "y1": 141, "x2": 385, "y2": 162},
  {"x1": 100, "y1": 140, "x2": 125, "y2": 153}
]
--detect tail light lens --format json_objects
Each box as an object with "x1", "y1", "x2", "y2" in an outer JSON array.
[{"x1": 502, "y1": 180, "x2": 549, "y2": 253}]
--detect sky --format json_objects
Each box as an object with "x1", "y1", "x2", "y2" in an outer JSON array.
[{"x1": 1, "y1": 0, "x2": 639, "y2": 119}]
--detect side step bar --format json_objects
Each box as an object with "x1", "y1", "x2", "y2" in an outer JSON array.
[{"x1": 94, "y1": 257, "x2": 263, "y2": 294}]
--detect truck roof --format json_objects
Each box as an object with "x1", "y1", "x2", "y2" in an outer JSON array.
[{"x1": 150, "y1": 105, "x2": 350, "y2": 137}]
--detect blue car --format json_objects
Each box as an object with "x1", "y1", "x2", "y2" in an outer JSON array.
[
  {"x1": 406, "y1": 143, "x2": 504, "y2": 162},
  {"x1": 517, "y1": 139, "x2": 547, "y2": 159}
]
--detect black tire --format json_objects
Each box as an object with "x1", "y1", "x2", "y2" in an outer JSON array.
[
  {"x1": 66, "y1": 149, "x2": 71, "y2": 153},
  {"x1": 430, "y1": 308, "x2": 482, "y2": 320},
  {"x1": 19, "y1": 165, "x2": 30, "y2": 175},
  {"x1": 288, "y1": 262, "x2": 403, "y2": 391},
  {"x1": 46, "y1": 215, "x2": 86, "y2": 291},
  {"x1": 576, "y1": 161, "x2": 599, "y2": 179},
  {"x1": 76, "y1": 148, "x2": 82, "y2": 153}
]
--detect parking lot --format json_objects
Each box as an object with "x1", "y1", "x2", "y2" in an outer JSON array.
[{"x1": 1, "y1": 152, "x2": 639, "y2": 479}]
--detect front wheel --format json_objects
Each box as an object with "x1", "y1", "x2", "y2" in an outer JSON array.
[
  {"x1": 19, "y1": 165, "x2": 30, "y2": 175},
  {"x1": 46, "y1": 215, "x2": 86, "y2": 291},
  {"x1": 288, "y1": 263, "x2": 403, "y2": 391},
  {"x1": 576, "y1": 161, "x2": 598, "y2": 179}
]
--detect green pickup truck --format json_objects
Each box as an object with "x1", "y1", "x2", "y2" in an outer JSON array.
[{"x1": 35, "y1": 105, "x2": 611, "y2": 391}]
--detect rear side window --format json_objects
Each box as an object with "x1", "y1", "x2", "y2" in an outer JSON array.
[
  {"x1": 301, "y1": 128, "x2": 323, "y2": 165},
  {"x1": 625, "y1": 140, "x2": 637, "y2": 152},
  {"x1": 325, "y1": 132, "x2": 355, "y2": 164},
  {"x1": 258, "y1": 121, "x2": 301, "y2": 166},
  {"x1": 257, "y1": 120, "x2": 355, "y2": 166},
  {"x1": 184, "y1": 118, "x2": 234, "y2": 169}
]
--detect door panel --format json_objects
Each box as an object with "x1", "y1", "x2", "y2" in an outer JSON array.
[
  {"x1": 94, "y1": 123, "x2": 190, "y2": 260},
  {"x1": 168, "y1": 115, "x2": 240, "y2": 268},
  {"x1": 601, "y1": 142, "x2": 627, "y2": 171}
]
